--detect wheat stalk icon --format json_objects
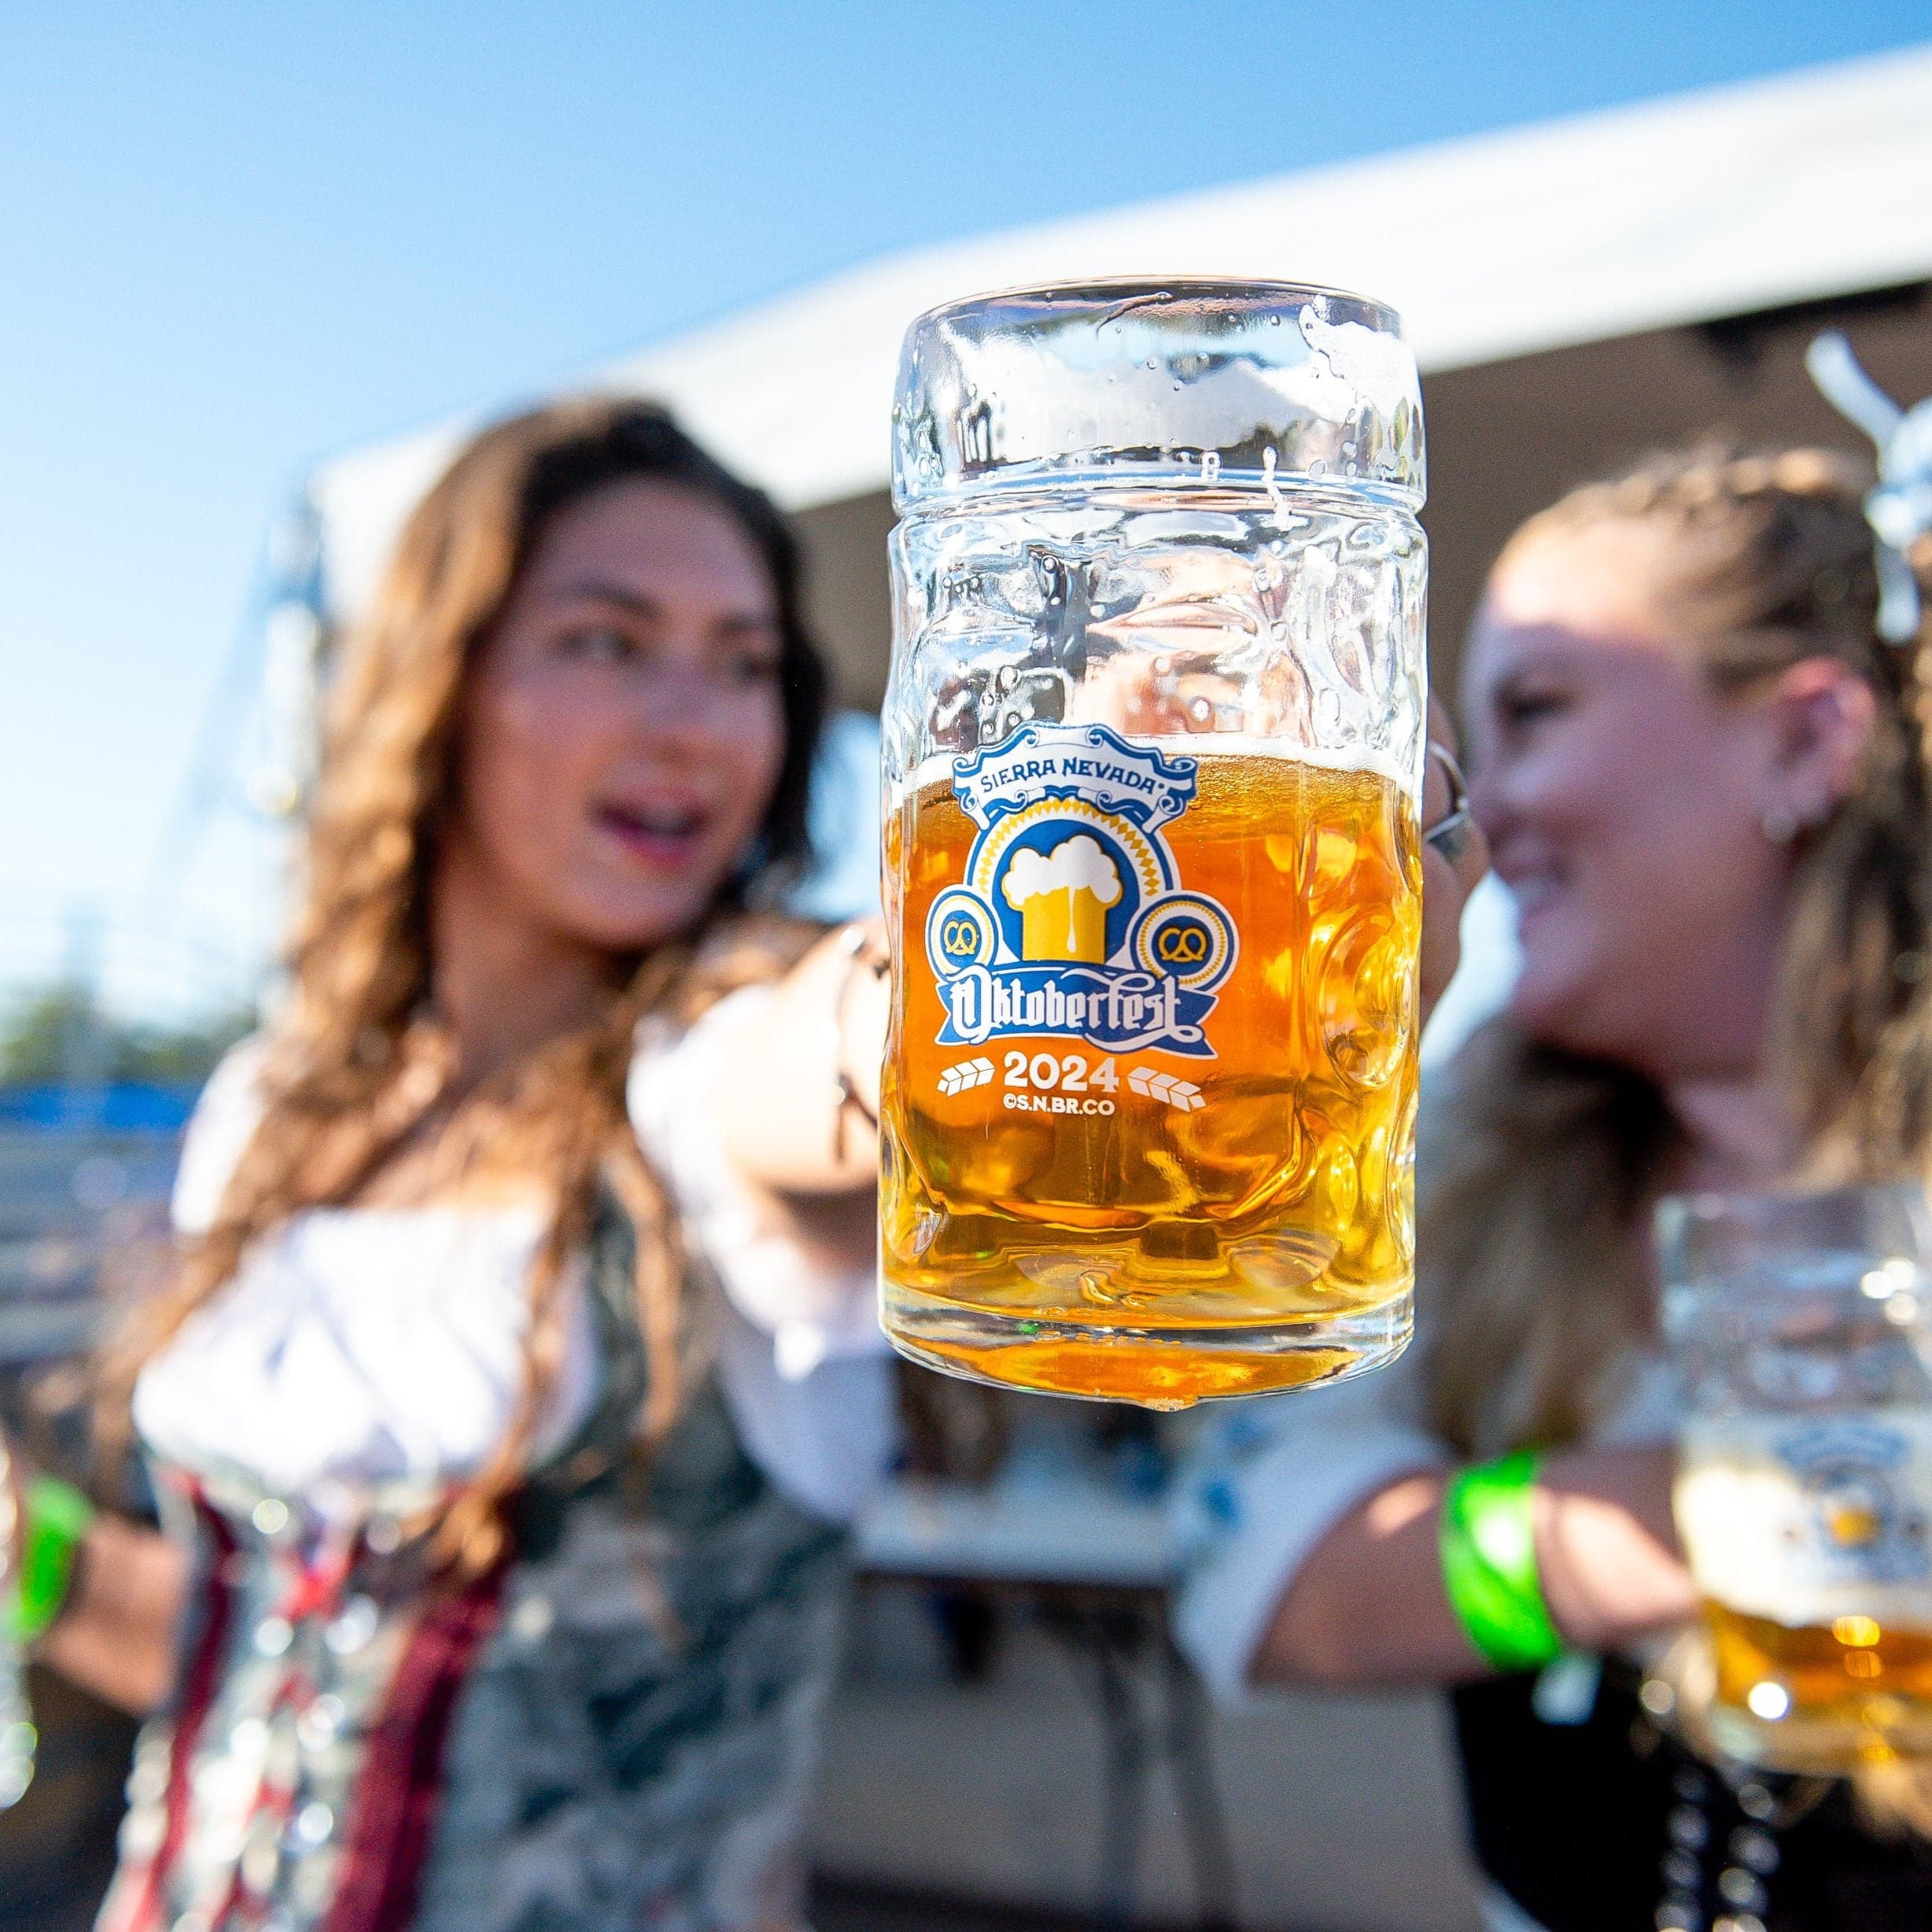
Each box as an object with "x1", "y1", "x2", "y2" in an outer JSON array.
[
  {"x1": 1127, "y1": 1066, "x2": 1204, "y2": 1112},
  {"x1": 937, "y1": 1057, "x2": 996, "y2": 1095}
]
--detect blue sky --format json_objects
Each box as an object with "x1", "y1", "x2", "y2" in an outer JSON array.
[{"x1": 4, "y1": 2, "x2": 1928, "y2": 1018}]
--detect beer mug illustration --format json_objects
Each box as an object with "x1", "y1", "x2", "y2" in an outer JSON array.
[
  {"x1": 1662, "y1": 1185, "x2": 1932, "y2": 1770},
  {"x1": 880, "y1": 280, "x2": 1428, "y2": 1405}
]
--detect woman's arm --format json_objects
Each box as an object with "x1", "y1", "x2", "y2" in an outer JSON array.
[
  {"x1": 35, "y1": 1510, "x2": 186, "y2": 1716},
  {"x1": 710, "y1": 921, "x2": 887, "y2": 1196},
  {"x1": 1253, "y1": 1443, "x2": 1696, "y2": 1687}
]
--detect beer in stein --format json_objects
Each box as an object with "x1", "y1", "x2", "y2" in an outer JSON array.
[
  {"x1": 880, "y1": 280, "x2": 1428, "y2": 1406},
  {"x1": 1665, "y1": 1185, "x2": 1932, "y2": 1770}
]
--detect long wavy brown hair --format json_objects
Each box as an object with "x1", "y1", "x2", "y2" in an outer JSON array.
[{"x1": 110, "y1": 397, "x2": 829, "y2": 1571}]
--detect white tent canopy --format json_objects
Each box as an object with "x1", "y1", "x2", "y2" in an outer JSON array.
[{"x1": 308, "y1": 45, "x2": 1932, "y2": 619}]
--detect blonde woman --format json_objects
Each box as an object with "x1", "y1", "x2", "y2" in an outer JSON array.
[
  {"x1": 1179, "y1": 440, "x2": 1932, "y2": 1931},
  {"x1": 9, "y1": 400, "x2": 894, "y2": 1932}
]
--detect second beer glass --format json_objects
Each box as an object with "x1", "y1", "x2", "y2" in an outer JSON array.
[
  {"x1": 880, "y1": 280, "x2": 1428, "y2": 1406},
  {"x1": 1665, "y1": 1185, "x2": 1932, "y2": 1771}
]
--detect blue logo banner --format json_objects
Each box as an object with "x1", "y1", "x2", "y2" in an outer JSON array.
[
  {"x1": 951, "y1": 723, "x2": 1200, "y2": 833},
  {"x1": 925, "y1": 722, "x2": 1237, "y2": 1060}
]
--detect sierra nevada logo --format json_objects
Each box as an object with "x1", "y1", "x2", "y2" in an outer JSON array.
[{"x1": 925, "y1": 723, "x2": 1236, "y2": 1057}]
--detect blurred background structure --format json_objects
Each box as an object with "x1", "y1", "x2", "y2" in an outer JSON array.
[
  {"x1": 5, "y1": 14, "x2": 1932, "y2": 1930},
  {"x1": 296, "y1": 50, "x2": 1932, "y2": 717}
]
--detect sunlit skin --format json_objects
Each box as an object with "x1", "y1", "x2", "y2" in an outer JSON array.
[
  {"x1": 1462, "y1": 519, "x2": 1875, "y2": 1104},
  {"x1": 1258, "y1": 520, "x2": 1885, "y2": 1687},
  {"x1": 432, "y1": 479, "x2": 789, "y2": 1082},
  {"x1": 1464, "y1": 522, "x2": 1793, "y2": 1087}
]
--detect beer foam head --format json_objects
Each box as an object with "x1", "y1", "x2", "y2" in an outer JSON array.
[{"x1": 1002, "y1": 835, "x2": 1123, "y2": 909}]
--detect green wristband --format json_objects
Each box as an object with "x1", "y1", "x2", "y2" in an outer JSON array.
[
  {"x1": 8, "y1": 1476, "x2": 95, "y2": 1645},
  {"x1": 1440, "y1": 1449, "x2": 1565, "y2": 1673}
]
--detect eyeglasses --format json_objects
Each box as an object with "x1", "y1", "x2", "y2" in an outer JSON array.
[{"x1": 1423, "y1": 739, "x2": 1472, "y2": 860}]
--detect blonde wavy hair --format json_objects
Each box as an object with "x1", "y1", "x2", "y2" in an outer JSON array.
[{"x1": 109, "y1": 397, "x2": 828, "y2": 1573}]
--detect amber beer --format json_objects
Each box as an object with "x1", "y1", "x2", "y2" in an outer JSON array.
[
  {"x1": 880, "y1": 739, "x2": 1421, "y2": 1407},
  {"x1": 883, "y1": 278, "x2": 1429, "y2": 1403},
  {"x1": 1675, "y1": 1411, "x2": 1932, "y2": 1768}
]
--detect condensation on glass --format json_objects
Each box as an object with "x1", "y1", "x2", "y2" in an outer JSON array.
[{"x1": 879, "y1": 279, "x2": 1429, "y2": 1407}]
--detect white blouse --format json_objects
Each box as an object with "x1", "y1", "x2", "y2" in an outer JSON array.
[{"x1": 135, "y1": 992, "x2": 893, "y2": 1527}]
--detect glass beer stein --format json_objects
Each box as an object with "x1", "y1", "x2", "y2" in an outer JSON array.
[
  {"x1": 880, "y1": 279, "x2": 1428, "y2": 1407},
  {"x1": 1663, "y1": 1185, "x2": 1932, "y2": 1771}
]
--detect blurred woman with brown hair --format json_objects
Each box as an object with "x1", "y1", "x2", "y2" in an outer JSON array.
[
  {"x1": 13, "y1": 399, "x2": 894, "y2": 1931},
  {"x1": 1179, "y1": 428, "x2": 1932, "y2": 1931}
]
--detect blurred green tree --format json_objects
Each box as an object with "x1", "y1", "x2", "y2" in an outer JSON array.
[{"x1": 0, "y1": 984, "x2": 251, "y2": 1088}]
